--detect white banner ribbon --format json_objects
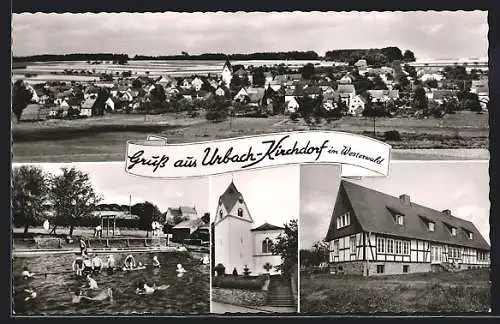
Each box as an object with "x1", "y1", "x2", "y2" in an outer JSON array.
[{"x1": 124, "y1": 131, "x2": 391, "y2": 178}]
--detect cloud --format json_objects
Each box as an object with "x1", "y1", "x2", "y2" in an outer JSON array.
[{"x1": 12, "y1": 11, "x2": 488, "y2": 59}]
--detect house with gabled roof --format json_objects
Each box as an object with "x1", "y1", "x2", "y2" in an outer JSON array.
[
  {"x1": 325, "y1": 181, "x2": 490, "y2": 276},
  {"x1": 214, "y1": 181, "x2": 285, "y2": 275},
  {"x1": 172, "y1": 218, "x2": 208, "y2": 243}
]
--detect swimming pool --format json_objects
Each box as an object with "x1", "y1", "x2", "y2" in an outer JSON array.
[{"x1": 12, "y1": 251, "x2": 210, "y2": 315}]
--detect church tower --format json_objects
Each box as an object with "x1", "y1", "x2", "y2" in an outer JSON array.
[
  {"x1": 214, "y1": 180, "x2": 254, "y2": 275},
  {"x1": 221, "y1": 59, "x2": 233, "y2": 88}
]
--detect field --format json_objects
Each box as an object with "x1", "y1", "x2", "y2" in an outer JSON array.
[
  {"x1": 300, "y1": 269, "x2": 491, "y2": 313},
  {"x1": 12, "y1": 110, "x2": 489, "y2": 162}
]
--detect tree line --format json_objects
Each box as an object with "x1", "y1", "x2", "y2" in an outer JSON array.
[
  {"x1": 325, "y1": 47, "x2": 416, "y2": 65},
  {"x1": 13, "y1": 53, "x2": 129, "y2": 63}
]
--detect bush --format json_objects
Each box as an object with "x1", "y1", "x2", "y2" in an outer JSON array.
[
  {"x1": 290, "y1": 112, "x2": 299, "y2": 121},
  {"x1": 384, "y1": 130, "x2": 402, "y2": 141},
  {"x1": 212, "y1": 275, "x2": 266, "y2": 290},
  {"x1": 206, "y1": 109, "x2": 228, "y2": 122},
  {"x1": 214, "y1": 263, "x2": 226, "y2": 276}
]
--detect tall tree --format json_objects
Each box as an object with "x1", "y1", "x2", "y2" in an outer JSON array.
[
  {"x1": 300, "y1": 63, "x2": 315, "y2": 80},
  {"x1": 49, "y1": 167, "x2": 102, "y2": 236},
  {"x1": 413, "y1": 86, "x2": 429, "y2": 115},
  {"x1": 12, "y1": 166, "x2": 49, "y2": 233},
  {"x1": 272, "y1": 219, "x2": 298, "y2": 277},
  {"x1": 130, "y1": 201, "x2": 163, "y2": 236},
  {"x1": 12, "y1": 80, "x2": 34, "y2": 122},
  {"x1": 403, "y1": 50, "x2": 416, "y2": 62},
  {"x1": 252, "y1": 67, "x2": 266, "y2": 87}
]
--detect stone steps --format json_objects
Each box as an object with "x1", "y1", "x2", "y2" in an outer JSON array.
[{"x1": 266, "y1": 276, "x2": 294, "y2": 307}]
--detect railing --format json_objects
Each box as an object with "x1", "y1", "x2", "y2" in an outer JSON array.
[{"x1": 13, "y1": 236, "x2": 168, "y2": 250}]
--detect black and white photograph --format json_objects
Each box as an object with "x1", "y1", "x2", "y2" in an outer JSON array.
[
  {"x1": 210, "y1": 166, "x2": 299, "y2": 313},
  {"x1": 11, "y1": 162, "x2": 210, "y2": 315},
  {"x1": 299, "y1": 161, "x2": 490, "y2": 313},
  {"x1": 11, "y1": 11, "x2": 488, "y2": 163}
]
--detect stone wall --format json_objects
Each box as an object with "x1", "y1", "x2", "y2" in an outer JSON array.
[
  {"x1": 365, "y1": 262, "x2": 431, "y2": 276},
  {"x1": 212, "y1": 287, "x2": 267, "y2": 307},
  {"x1": 330, "y1": 261, "x2": 432, "y2": 276}
]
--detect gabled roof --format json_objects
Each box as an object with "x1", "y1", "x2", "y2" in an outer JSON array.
[
  {"x1": 326, "y1": 181, "x2": 490, "y2": 251},
  {"x1": 219, "y1": 181, "x2": 243, "y2": 213},
  {"x1": 337, "y1": 84, "x2": 356, "y2": 94},
  {"x1": 233, "y1": 68, "x2": 247, "y2": 77},
  {"x1": 173, "y1": 218, "x2": 205, "y2": 231},
  {"x1": 251, "y1": 222, "x2": 285, "y2": 232},
  {"x1": 246, "y1": 87, "x2": 266, "y2": 102},
  {"x1": 223, "y1": 59, "x2": 232, "y2": 72},
  {"x1": 81, "y1": 97, "x2": 97, "y2": 109}
]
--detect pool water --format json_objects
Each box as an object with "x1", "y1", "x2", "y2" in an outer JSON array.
[{"x1": 12, "y1": 251, "x2": 210, "y2": 315}]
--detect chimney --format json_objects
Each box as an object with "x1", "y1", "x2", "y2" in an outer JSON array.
[
  {"x1": 399, "y1": 194, "x2": 411, "y2": 205},
  {"x1": 442, "y1": 209, "x2": 452, "y2": 216}
]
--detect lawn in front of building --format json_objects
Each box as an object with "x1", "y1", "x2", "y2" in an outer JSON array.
[{"x1": 300, "y1": 268, "x2": 490, "y2": 313}]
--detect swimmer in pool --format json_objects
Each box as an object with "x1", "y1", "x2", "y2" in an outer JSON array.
[
  {"x1": 123, "y1": 254, "x2": 136, "y2": 270},
  {"x1": 83, "y1": 257, "x2": 94, "y2": 275},
  {"x1": 135, "y1": 282, "x2": 169, "y2": 295},
  {"x1": 176, "y1": 264, "x2": 186, "y2": 273},
  {"x1": 105, "y1": 255, "x2": 117, "y2": 274},
  {"x1": 152, "y1": 256, "x2": 160, "y2": 268},
  {"x1": 91, "y1": 254, "x2": 103, "y2": 274},
  {"x1": 24, "y1": 288, "x2": 37, "y2": 301},
  {"x1": 21, "y1": 267, "x2": 35, "y2": 279},
  {"x1": 72, "y1": 288, "x2": 113, "y2": 303},
  {"x1": 72, "y1": 257, "x2": 85, "y2": 277},
  {"x1": 86, "y1": 274, "x2": 98, "y2": 290}
]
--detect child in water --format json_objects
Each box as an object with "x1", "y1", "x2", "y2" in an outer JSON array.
[
  {"x1": 86, "y1": 274, "x2": 98, "y2": 290},
  {"x1": 152, "y1": 256, "x2": 160, "y2": 268},
  {"x1": 135, "y1": 282, "x2": 169, "y2": 295},
  {"x1": 21, "y1": 267, "x2": 35, "y2": 280},
  {"x1": 176, "y1": 264, "x2": 186, "y2": 273}
]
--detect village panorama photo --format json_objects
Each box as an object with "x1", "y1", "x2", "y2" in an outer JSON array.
[
  {"x1": 299, "y1": 161, "x2": 490, "y2": 313},
  {"x1": 11, "y1": 162, "x2": 211, "y2": 315},
  {"x1": 11, "y1": 11, "x2": 488, "y2": 163}
]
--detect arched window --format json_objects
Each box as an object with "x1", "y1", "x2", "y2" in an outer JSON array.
[
  {"x1": 262, "y1": 238, "x2": 273, "y2": 253},
  {"x1": 237, "y1": 208, "x2": 243, "y2": 217},
  {"x1": 219, "y1": 209, "x2": 223, "y2": 218}
]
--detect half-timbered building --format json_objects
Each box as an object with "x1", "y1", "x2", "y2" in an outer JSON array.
[{"x1": 325, "y1": 180, "x2": 490, "y2": 275}]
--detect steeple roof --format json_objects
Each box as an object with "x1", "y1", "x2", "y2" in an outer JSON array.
[{"x1": 219, "y1": 181, "x2": 242, "y2": 213}]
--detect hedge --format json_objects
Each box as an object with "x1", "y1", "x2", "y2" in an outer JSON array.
[{"x1": 212, "y1": 275, "x2": 267, "y2": 291}]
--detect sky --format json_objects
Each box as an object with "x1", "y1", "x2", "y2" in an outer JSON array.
[
  {"x1": 300, "y1": 161, "x2": 490, "y2": 249},
  {"x1": 210, "y1": 165, "x2": 299, "y2": 229},
  {"x1": 13, "y1": 162, "x2": 210, "y2": 215},
  {"x1": 12, "y1": 11, "x2": 488, "y2": 59}
]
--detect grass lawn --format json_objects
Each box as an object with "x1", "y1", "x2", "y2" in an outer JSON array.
[
  {"x1": 300, "y1": 269, "x2": 491, "y2": 313},
  {"x1": 12, "y1": 111, "x2": 489, "y2": 162}
]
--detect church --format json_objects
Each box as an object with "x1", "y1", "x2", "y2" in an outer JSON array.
[
  {"x1": 213, "y1": 181, "x2": 285, "y2": 276},
  {"x1": 325, "y1": 180, "x2": 490, "y2": 276}
]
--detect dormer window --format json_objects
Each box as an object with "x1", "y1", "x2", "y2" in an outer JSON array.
[
  {"x1": 468, "y1": 232, "x2": 474, "y2": 240},
  {"x1": 428, "y1": 222, "x2": 435, "y2": 232},
  {"x1": 451, "y1": 227, "x2": 457, "y2": 236},
  {"x1": 388, "y1": 207, "x2": 404, "y2": 225},
  {"x1": 336, "y1": 212, "x2": 351, "y2": 229}
]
